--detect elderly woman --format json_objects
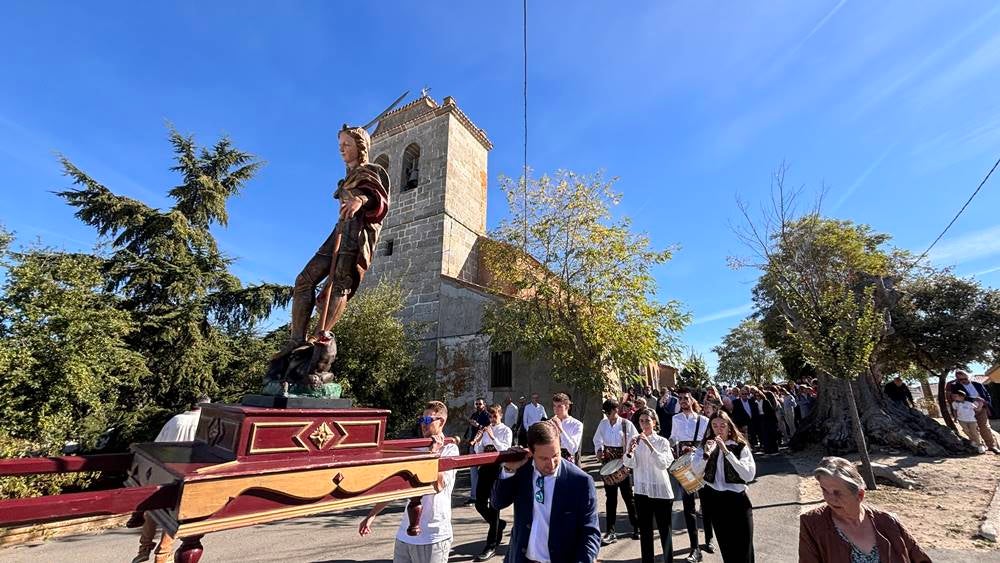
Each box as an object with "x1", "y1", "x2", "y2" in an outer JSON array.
[{"x1": 799, "y1": 457, "x2": 930, "y2": 563}]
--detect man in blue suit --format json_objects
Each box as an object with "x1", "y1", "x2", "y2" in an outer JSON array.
[{"x1": 492, "y1": 421, "x2": 601, "y2": 563}]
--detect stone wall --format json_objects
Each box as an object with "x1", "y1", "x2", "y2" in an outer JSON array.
[
  {"x1": 359, "y1": 96, "x2": 608, "y2": 449},
  {"x1": 435, "y1": 277, "x2": 605, "y2": 451},
  {"x1": 364, "y1": 111, "x2": 451, "y2": 341}
]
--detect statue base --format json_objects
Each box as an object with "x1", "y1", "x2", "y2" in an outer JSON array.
[
  {"x1": 240, "y1": 395, "x2": 353, "y2": 409},
  {"x1": 261, "y1": 379, "x2": 343, "y2": 399}
]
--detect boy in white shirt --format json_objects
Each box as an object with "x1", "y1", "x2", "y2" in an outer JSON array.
[
  {"x1": 359, "y1": 401, "x2": 459, "y2": 563},
  {"x1": 952, "y1": 389, "x2": 986, "y2": 453}
]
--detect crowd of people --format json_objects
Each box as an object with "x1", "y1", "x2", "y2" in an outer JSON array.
[
  {"x1": 130, "y1": 378, "x2": 946, "y2": 563},
  {"x1": 348, "y1": 373, "x2": 945, "y2": 563}
]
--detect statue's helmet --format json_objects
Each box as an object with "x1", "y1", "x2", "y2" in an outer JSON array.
[{"x1": 339, "y1": 124, "x2": 371, "y2": 164}]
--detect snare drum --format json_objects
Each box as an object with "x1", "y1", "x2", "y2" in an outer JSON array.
[
  {"x1": 599, "y1": 458, "x2": 630, "y2": 486},
  {"x1": 669, "y1": 452, "x2": 705, "y2": 494}
]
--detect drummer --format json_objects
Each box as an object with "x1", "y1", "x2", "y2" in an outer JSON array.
[
  {"x1": 592, "y1": 398, "x2": 640, "y2": 546},
  {"x1": 669, "y1": 390, "x2": 712, "y2": 562},
  {"x1": 691, "y1": 412, "x2": 756, "y2": 563},
  {"x1": 622, "y1": 407, "x2": 675, "y2": 563},
  {"x1": 551, "y1": 393, "x2": 583, "y2": 465}
]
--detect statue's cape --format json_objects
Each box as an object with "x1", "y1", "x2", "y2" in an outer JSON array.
[{"x1": 342, "y1": 163, "x2": 389, "y2": 224}]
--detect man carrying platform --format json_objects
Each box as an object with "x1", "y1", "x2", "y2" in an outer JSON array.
[{"x1": 358, "y1": 401, "x2": 458, "y2": 563}]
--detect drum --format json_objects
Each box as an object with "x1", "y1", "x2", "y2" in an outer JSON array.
[
  {"x1": 600, "y1": 458, "x2": 630, "y2": 486},
  {"x1": 669, "y1": 452, "x2": 705, "y2": 494}
]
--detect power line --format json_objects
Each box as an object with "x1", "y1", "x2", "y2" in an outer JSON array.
[
  {"x1": 522, "y1": 0, "x2": 529, "y2": 249},
  {"x1": 911, "y1": 155, "x2": 1000, "y2": 267}
]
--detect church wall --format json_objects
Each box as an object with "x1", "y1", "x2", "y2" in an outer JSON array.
[
  {"x1": 435, "y1": 278, "x2": 604, "y2": 451},
  {"x1": 365, "y1": 112, "x2": 452, "y2": 341}
]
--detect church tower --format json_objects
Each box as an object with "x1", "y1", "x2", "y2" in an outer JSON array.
[{"x1": 363, "y1": 95, "x2": 492, "y2": 364}]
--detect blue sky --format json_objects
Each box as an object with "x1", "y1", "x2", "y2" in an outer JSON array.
[{"x1": 2, "y1": 2, "x2": 999, "y2": 372}]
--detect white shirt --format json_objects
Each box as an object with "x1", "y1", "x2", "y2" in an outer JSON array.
[
  {"x1": 622, "y1": 433, "x2": 674, "y2": 499},
  {"x1": 523, "y1": 402, "x2": 547, "y2": 428},
  {"x1": 474, "y1": 423, "x2": 513, "y2": 453},
  {"x1": 504, "y1": 403, "x2": 519, "y2": 428},
  {"x1": 669, "y1": 412, "x2": 709, "y2": 445},
  {"x1": 555, "y1": 415, "x2": 584, "y2": 455},
  {"x1": 953, "y1": 400, "x2": 979, "y2": 423},
  {"x1": 497, "y1": 462, "x2": 561, "y2": 563},
  {"x1": 396, "y1": 442, "x2": 460, "y2": 544},
  {"x1": 155, "y1": 410, "x2": 202, "y2": 442},
  {"x1": 593, "y1": 416, "x2": 637, "y2": 452},
  {"x1": 692, "y1": 441, "x2": 756, "y2": 493}
]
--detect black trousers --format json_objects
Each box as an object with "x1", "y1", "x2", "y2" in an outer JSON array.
[
  {"x1": 699, "y1": 486, "x2": 754, "y2": 563},
  {"x1": 680, "y1": 489, "x2": 713, "y2": 550},
  {"x1": 474, "y1": 464, "x2": 503, "y2": 547},
  {"x1": 635, "y1": 494, "x2": 673, "y2": 563},
  {"x1": 604, "y1": 476, "x2": 638, "y2": 532}
]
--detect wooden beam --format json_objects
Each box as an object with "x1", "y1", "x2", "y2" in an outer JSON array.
[
  {"x1": 0, "y1": 453, "x2": 132, "y2": 476},
  {"x1": 0, "y1": 484, "x2": 176, "y2": 526}
]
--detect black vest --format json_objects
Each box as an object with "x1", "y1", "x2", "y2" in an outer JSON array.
[{"x1": 703, "y1": 442, "x2": 747, "y2": 485}]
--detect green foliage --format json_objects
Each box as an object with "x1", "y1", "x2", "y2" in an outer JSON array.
[
  {"x1": 713, "y1": 317, "x2": 785, "y2": 386},
  {"x1": 888, "y1": 270, "x2": 1000, "y2": 377},
  {"x1": 331, "y1": 282, "x2": 434, "y2": 437},
  {"x1": 481, "y1": 171, "x2": 689, "y2": 393},
  {"x1": 0, "y1": 129, "x2": 292, "y2": 497},
  {"x1": 0, "y1": 247, "x2": 148, "y2": 450},
  {"x1": 54, "y1": 127, "x2": 289, "y2": 411},
  {"x1": 0, "y1": 431, "x2": 95, "y2": 500},
  {"x1": 676, "y1": 350, "x2": 712, "y2": 390},
  {"x1": 756, "y1": 216, "x2": 889, "y2": 382}
]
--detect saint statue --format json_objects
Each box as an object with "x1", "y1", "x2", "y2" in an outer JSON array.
[{"x1": 264, "y1": 125, "x2": 390, "y2": 397}]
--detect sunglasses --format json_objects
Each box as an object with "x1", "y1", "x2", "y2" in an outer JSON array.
[
  {"x1": 417, "y1": 415, "x2": 444, "y2": 425},
  {"x1": 535, "y1": 475, "x2": 545, "y2": 504}
]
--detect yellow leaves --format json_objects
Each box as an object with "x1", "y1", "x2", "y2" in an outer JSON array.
[{"x1": 481, "y1": 170, "x2": 687, "y2": 390}]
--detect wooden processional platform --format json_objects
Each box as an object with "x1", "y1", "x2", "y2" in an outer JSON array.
[{"x1": 127, "y1": 403, "x2": 446, "y2": 556}]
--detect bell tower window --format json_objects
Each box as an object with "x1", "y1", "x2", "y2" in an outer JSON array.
[{"x1": 401, "y1": 143, "x2": 421, "y2": 192}]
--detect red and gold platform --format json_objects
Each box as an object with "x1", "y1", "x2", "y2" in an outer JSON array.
[
  {"x1": 128, "y1": 404, "x2": 437, "y2": 546},
  {"x1": 0, "y1": 402, "x2": 523, "y2": 562}
]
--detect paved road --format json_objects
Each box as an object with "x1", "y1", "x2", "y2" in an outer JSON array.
[{"x1": 1, "y1": 455, "x2": 994, "y2": 562}]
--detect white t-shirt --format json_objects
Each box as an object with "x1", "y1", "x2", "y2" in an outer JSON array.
[
  {"x1": 396, "y1": 442, "x2": 460, "y2": 545},
  {"x1": 155, "y1": 410, "x2": 202, "y2": 442},
  {"x1": 953, "y1": 400, "x2": 979, "y2": 423}
]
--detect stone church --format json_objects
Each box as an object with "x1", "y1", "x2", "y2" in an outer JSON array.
[{"x1": 360, "y1": 95, "x2": 604, "y2": 442}]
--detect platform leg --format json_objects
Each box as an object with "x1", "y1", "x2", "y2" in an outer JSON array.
[{"x1": 174, "y1": 535, "x2": 204, "y2": 563}]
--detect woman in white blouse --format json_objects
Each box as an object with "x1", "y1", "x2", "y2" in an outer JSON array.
[
  {"x1": 471, "y1": 404, "x2": 513, "y2": 561},
  {"x1": 623, "y1": 407, "x2": 675, "y2": 563},
  {"x1": 692, "y1": 411, "x2": 756, "y2": 563}
]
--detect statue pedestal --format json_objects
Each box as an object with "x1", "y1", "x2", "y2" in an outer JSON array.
[
  {"x1": 127, "y1": 404, "x2": 441, "y2": 553},
  {"x1": 239, "y1": 394, "x2": 353, "y2": 409}
]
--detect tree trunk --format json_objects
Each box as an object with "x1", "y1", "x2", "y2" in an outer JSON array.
[
  {"x1": 919, "y1": 378, "x2": 939, "y2": 417},
  {"x1": 936, "y1": 374, "x2": 957, "y2": 433},
  {"x1": 790, "y1": 368, "x2": 972, "y2": 456},
  {"x1": 846, "y1": 379, "x2": 877, "y2": 490}
]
